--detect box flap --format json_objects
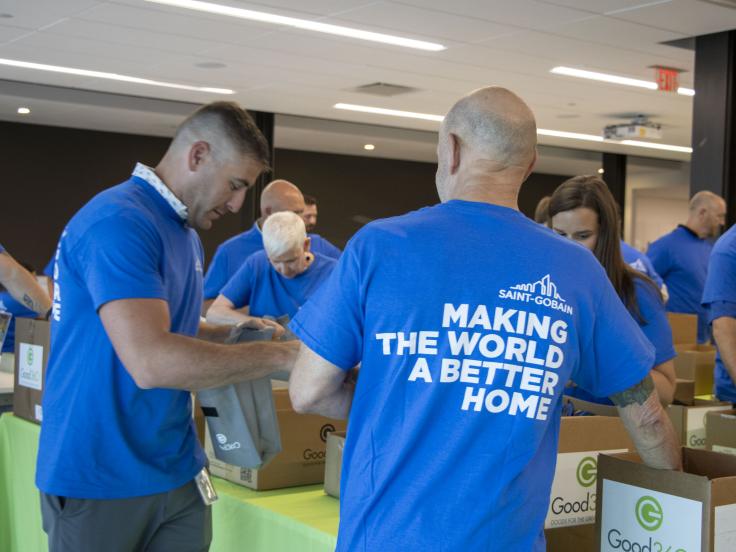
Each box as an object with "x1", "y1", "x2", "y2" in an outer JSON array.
[
  {"x1": 558, "y1": 416, "x2": 633, "y2": 453},
  {"x1": 683, "y1": 447, "x2": 736, "y2": 480}
]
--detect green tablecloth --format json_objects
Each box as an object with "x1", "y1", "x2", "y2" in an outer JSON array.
[{"x1": 0, "y1": 413, "x2": 338, "y2": 552}]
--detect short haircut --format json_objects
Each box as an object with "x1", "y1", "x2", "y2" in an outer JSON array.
[
  {"x1": 262, "y1": 211, "x2": 307, "y2": 258},
  {"x1": 443, "y1": 87, "x2": 537, "y2": 168},
  {"x1": 304, "y1": 194, "x2": 317, "y2": 206},
  {"x1": 689, "y1": 190, "x2": 723, "y2": 212},
  {"x1": 172, "y1": 102, "x2": 271, "y2": 169}
]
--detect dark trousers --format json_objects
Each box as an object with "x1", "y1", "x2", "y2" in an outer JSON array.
[{"x1": 40, "y1": 481, "x2": 212, "y2": 552}]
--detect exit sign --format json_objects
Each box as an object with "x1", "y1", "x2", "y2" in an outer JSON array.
[{"x1": 655, "y1": 67, "x2": 680, "y2": 92}]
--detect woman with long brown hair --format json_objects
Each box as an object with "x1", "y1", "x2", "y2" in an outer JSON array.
[{"x1": 548, "y1": 175, "x2": 676, "y2": 405}]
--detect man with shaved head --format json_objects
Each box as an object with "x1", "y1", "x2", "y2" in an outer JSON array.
[
  {"x1": 288, "y1": 87, "x2": 679, "y2": 550},
  {"x1": 203, "y1": 179, "x2": 340, "y2": 302},
  {"x1": 648, "y1": 190, "x2": 727, "y2": 343}
]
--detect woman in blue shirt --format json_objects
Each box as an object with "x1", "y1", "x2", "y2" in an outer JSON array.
[
  {"x1": 206, "y1": 211, "x2": 336, "y2": 334},
  {"x1": 548, "y1": 175, "x2": 676, "y2": 405}
]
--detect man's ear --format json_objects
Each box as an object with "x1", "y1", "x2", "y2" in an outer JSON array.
[
  {"x1": 522, "y1": 149, "x2": 539, "y2": 182},
  {"x1": 188, "y1": 141, "x2": 211, "y2": 172},
  {"x1": 303, "y1": 237, "x2": 312, "y2": 253},
  {"x1": 449, "y1": 133, "x2": 462, "y2": 175}
]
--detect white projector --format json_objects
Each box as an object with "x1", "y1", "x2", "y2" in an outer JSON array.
[{"x1": 604, "y1": 120, "x2": 662, "y2": 140}]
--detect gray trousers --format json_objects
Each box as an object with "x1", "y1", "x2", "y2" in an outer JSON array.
[{"x1": 40, "y1": 481, "x2": 212, "y2": 552}]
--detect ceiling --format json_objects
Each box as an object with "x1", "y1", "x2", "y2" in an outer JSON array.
[{"x1": 1, "y1": 0, "x2": 735, "y2": 162}]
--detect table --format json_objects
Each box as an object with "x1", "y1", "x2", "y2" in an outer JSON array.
[{"x1": 0, "y1": 413, "x2": 339, "y2": 552}]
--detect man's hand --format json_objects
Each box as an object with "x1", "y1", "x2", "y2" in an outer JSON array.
[
  {"x1": 610, "y1": 375, "x2": 681, "y2": 470},
  {"x1": 236, "y1": 316, "x2": 286, "y2": 339}
]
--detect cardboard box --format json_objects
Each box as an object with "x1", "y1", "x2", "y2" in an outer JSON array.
[
  {"x1": 674, "y1": 344, "x2": 716, "y2": 396},
  {"x1": 596, "y1": 448, "x2": 736, "y2": 552},
  {"x1": 667, "y1": 400, "x2": 732, "y2": 449},
  {"x1": 205, "y1": 388, "x2": 346, "y2": 490},
  {"x1": 706, "y1": 410, "x2": 736, "y2": 456},
  {"x1": 674, "y1": 378, "x2": 696, "y2": 406},
  {"x1": 324, "y1": 431, "x2": 345, "y2": 498},
  {"x1": 668, "y1": 313, "x2": 698, "y2": 344},
  {"x1": 13, "y1": 318, "x2": 49, "y2": 424}
]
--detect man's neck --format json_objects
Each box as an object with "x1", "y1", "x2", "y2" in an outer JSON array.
[
  {"x1": 682, "y1": 219, "x2": 704, "y2": 239},
  {"x1": 447, "y1": 172, "x2": 521, "y2": 210}
]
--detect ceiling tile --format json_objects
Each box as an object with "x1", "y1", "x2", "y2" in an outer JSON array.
[{"x1": 610, "y1": 0, "x2": 736, "y2": 34}]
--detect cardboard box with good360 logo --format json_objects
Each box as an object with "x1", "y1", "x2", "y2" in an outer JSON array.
[
  {"x1": 596, "y1": 448, "x2": 736, "y2": 552},
  {"x1": 13, "y1": 318, "x2": 50, "y2": 424},
  {"x1": 205, "y1": 388, "x2": 346, "y2": 490}
]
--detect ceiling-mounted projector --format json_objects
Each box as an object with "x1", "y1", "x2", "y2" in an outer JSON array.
[{"x1": 603, "y1": 115, "x2": 662, "y2": 140}]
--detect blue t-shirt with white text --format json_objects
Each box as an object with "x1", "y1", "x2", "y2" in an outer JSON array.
[
  {"x1": 220, "y1": 251, "x2": 335, "y2": 318},
  {"x1": 702, "y1": 224, "x2": 736, "y2": 402},
  {"x1": 290, "y1": 200, "x2": 654, "y2": 552},
  {"x1": 648, "y1": 226, "x2": 713, "y2": 343},
  {"x1": 36, "y1": 175, "x2": 206, "y2": 499},
  {"x1": 204, "y1": 224, "x2": 341, "y2": 298}
]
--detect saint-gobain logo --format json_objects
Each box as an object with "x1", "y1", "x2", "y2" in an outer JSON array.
[
  {"x1": 576, "y1": 456, "x2": 597, "y2": 487},
  {"x1": 215, "y1": 433, "x2": 227, "y2": 445},
  {"x1": 635, "y1": 496, "x2": 663, "y2": 531},
  {"x1": 320, "y1": 423, "x2": 336, "y2": 442}
]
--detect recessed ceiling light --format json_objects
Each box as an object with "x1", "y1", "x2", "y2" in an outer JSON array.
[
  {"x1": 364, "y1": 144, "x2": 375, "y2": 151},
  {"x1": 0, "y1": 57, "x2": 234, "y2": 94},
  {"x1": 597, "y1": 168, "x2": 604, "y2": 174},
  {"x1": 17, "y1": 107, "x2": 30, "y2": 115},
  {"x1": 551, "y1": 66, "x2": 694, "y2": 97},
  {"x1": 333, "y1": 103, "x2": 693, "y2": 153},
  {"x1": 144, "y1": 0, "x2": 445, "y2": 51}
]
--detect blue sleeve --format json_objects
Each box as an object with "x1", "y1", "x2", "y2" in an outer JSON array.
[
  {"x1": 219, "y1": 257, "x2": 256, "y2": 308},
  {"x1": 647, "y1": 239, "x2": 671, "y2": 279},
  {"x1": 43, "y1": 256, "x2": 55, "y2": 277},
  {"x1": 203, "y1": 247, "x2": 230, "y2": 299},
  {"x1": 635, "y1": 280, "x2": 676, "y2": 366},
  {"x1": 289, "y1": 244, "x2": 363, "y2": 370},
  {"x1": 708, "y1": 301, "x2": 736, "y2": 323},
  {"x1": 0, "y1": 244, "x2": 4, "y2": 254},
  {"x1": 639, "y1": 255, "x2": 664, "y2": 288},
  {"x1": 573, "y1": 276, "x2": 656, "y2": 397},
  {"x1": 703, "y1": 248, "x2": 736, "y2": 307},
  {"x1": 76, "y1": 214, "x2": 166, "y2": 310}
]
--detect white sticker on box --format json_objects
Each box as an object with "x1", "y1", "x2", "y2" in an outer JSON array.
[
  {"x1": 545, "y1": 449, "x2": 627, "y2": 528},
  {"x1": 686, "y1": 406, "x2": 732, "y2": 448},
  {"x1": 18, "y1": 343, "x2": 43, "y2": 391},
  {"x1": 715, "y1": 503, "x2": 736, "y2": 552},
  {"x1": 713, "y1": 445, "x2": 736, "y2": 456},
  {"x1": 34, "y1": 404, "x2": 42, "y2": 422},
  {"x1": 600, "y1": 480, "x2": 701, "y2": 552}
]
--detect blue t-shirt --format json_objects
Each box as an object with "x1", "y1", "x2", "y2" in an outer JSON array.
[
  {"x1": 0, "y1": 291, "x2": 36, "y2": 353},
  {"x1": 647, "y1": 225, "x2": 713, "y2": 343},
  {"x1": 702, "y1": 224, "x2": 736, "y2": 402},
  {"x1": 204, "y1": 224, "x2": 341, "y2": 299},
  {"x1": 566, "y1": 277, "x2": 674, "y2": 405},
  {"x1": 290, "y1": 200, "x2": 654, "y2": 552},
  {"x1": 36, "y1": 175, "x2": 206, "y2": 499},
  {"x1": 220, "y1": 251, "x2": 335, "y2": 319},
  {"x1": 621, "y1": 241, "x2": 664, "y2": 288}
]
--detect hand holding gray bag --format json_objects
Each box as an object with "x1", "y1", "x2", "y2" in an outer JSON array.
[{"x1": 196, "y1": 325, "x2": 283, "y2": 469}]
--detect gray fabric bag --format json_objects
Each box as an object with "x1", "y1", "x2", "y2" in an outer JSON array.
[{"x1": 197, "y1": 326, "x2": 282, "y2": 468}]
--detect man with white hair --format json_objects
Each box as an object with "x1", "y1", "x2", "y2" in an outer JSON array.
[
  {"x1": 203, "y1": 180, "x2": 340, "y2": 303},
  {"x1": 206, "y1": 211, "x2": 335, "y2": 331},
  {"x1": 37, "y1": 102, "x2": 298, "y2": 552},
  {"x1": 288, "y1": 86, "x2": 679, "y2": 551},
  {"x1": 648, "y1": 190, "x2": 727, "y2": 343}
]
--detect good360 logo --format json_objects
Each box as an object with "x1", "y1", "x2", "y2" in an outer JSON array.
[
  {"x1": 576, "y1": 456, "x2": 597, "y2": 488},
  {"x1": 635, "y1": 496, "x2": 663, "y2": 531}
]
